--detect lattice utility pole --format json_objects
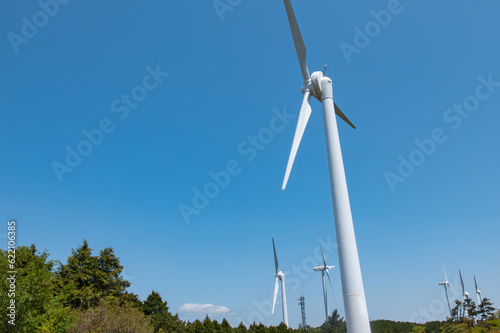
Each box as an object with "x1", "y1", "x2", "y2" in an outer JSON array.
[{"x1": 298, "y1": 296, "x2": 307, "y2": 329}]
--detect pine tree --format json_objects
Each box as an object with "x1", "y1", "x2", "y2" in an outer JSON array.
[
  {"x1": 477, "y1": 298, "x2": 496, "y2": 321},
  {"x1": 450, "y1": 300, "x2": 460, "y2": 323},
  {"x1": 213, "y1": 318, "x2": 222, "y2": 333},
  {"x1": 235, "y1": 322, "x2": 248, "y2": 333},
  {"x1": 57, "y1": 240, "x2": 130, "y2": 309},
  {"x1": 143, "y1": 290, "x2": 169, "y2": 332},
  {"x1": 320, "y1": 309, "x2": 346, "y2": 333},
  {"x1": 462, "y1": 298, "x2": 477, "y2": 324},
  {"x1": 203, "y1": 315, "x2": 217, "y2": 333},
  {"x1": 96, "y1": 247, "x2": 130, "y2": 297},
  {"x1": 221, "y1": 318, "x2": 233, "y2": 333},
  {"x1": 142, "y1": 290, "x2": 185, "y2": 333}
]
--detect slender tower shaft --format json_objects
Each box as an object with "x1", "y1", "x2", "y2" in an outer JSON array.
[
  {"x1": 281, "y1": 275, "x2": 289, "y2": 327},
  {"x1": 322, "y1": 270, "x2": 329, "y2": 321},
  {"x1": 320, "y1": 77, "x2": 371, "y2": 333},
  {"x1": 444, "y1": 286, "x2": 452, "y2": 316}
]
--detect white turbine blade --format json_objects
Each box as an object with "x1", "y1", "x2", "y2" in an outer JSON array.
[
  {"x1": 443, "y1": 261, "x2": 448, "y2": 283},
  {"x1": 459, "y1": 270, "x2": 465, "y2": 296},
  {"x1": 325, "y1": 268, "x2": 334, "y2": 293},
  {"x1": 474, "y1": 275, "x2": 478, "y2": 293},
  {"x1": 282, "y1": 91, "x2": 312, "y2": 190},
  {"x1": 283, "y1": 0, "x2": 310, "y2": 82},
  {"x1": 272, "y1": 238, "x2": 279, "y2": 275},
  {"x1": 272, "y1": 276, "x2": 279, "y2": 314},
  {"x1": 448, "y1": 283, "x2": 457, "y2": 299},
  {"x1": 317, "y1": 233, "x2": 327, "y2": 267},
  {"x1": 325, "y1": 267, "x2": 340, "y2": 311}
]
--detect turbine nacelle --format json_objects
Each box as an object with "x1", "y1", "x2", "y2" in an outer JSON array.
[
  {"x1": 313, "y1": 265, "x2": 335, "y2": 271},
  {"x1": 301, "y1": 71, "x2": 325, "y2": 99}
]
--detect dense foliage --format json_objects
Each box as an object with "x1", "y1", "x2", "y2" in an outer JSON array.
[{"x1": 1, "y1": 241, "x2": 498, "y2": 332}]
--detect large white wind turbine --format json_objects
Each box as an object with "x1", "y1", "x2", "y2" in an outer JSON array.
[
  {"x1": 314, "y1": 234, "x2": 336, "y2": 322},
  {"x1": 280, "y1": 1, "x2": 371, "y2": 332},
  {"x1": 272, "y1": 238, "x2": 288, "y2": 327},
  {"x1": 438, "y1": 263, "x2": 456, "y2": 316},
  {"x1": 474, "y1": 275, "x2": 483, "y2": 305}
]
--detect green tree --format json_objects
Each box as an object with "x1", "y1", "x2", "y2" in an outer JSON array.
[
  {"x1": 143, "y1": 290, "x2": 170, "y2": 332},
  {"x1": 423, "y1": 320, "x2": 446, "y2": 333},
  {"x1": 203, "y1": 315, "x2": 217, "y2": 333},
  {"x1": 477, "y1": 298, "x2": 496, "y2": 321},
  {"x1": 369, "y1": 319, "x2": 417, "y2": 333},
  {"x1": 142, "y1": 290, "x2": 185, "y2": 333},
  {"x1": 96, "y1": 247, "x2": 130, "y2": 296},
  {"x1": 276, "y1": 322, "x2": 290, "y2": 333},
  {"x1": 320, "y1": 309, "x2": 346, "y2": 333},
  {"x1": 57, "y1": 240, "x2": 130, "y2": 309},
  {"x1": 0, "y1": 245, "x2": 76, "y2": 332},
  {"x1": 213, "y1": 318, "x2": 222, "y2": 333},
  {"x1": 120, "y1": 291, "x2": 143, "y2": 308},
  {"x1": 462, "y1": 298, "x2": 477, "y2": 325},
  {"x1": 221, "y1": 318, "x2": 233, "y2": 333},
  {"x1": 187, "y1": 319, "x2": 205, "y2": 333},
  {"x1": 235, "y1": 322, "x2": 248, "y2": 333},
  {"x1": 249, "y1": 322, "x2": 267, "y2": 333},
  {"x1": 451, "y1": 299, "x2": 462, "y2": 323}
]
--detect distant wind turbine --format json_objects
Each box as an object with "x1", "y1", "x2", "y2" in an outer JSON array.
[
  {"x1": 272, "y1": 238, "x2": 288, "y2": 327},
  {"x1": 459, "y1": 270, "x2": 471, "y2": 316},
  {"x1": 279, "y1": 1, "x2": 371, "y2": 332},
  {"x1": 474, "y1": 275, "x2": 483, "y2": 305},
  {"x1": 459, "y1": 270, "x2": 470, "y2": 301},
  {"x1": 438, "y1": 262, "x2": 456, "y2": 316},
  {"x1": 314, "y1": 234, "x2": 335, "y2": 322}
]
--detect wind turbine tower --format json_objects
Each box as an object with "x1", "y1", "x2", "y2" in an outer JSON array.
[
  {"x1": 280, "y1": 1, "x2": 371, "y2": 332},
  {"x1": 272, "y1": 238, "x2": 289, "y2": 327},
  {"x1": 438, "y1": 262, "x2": 455, "y2": 316},
  {"x1": 314, "y1": 234, "x2": 336, "y2": 322}
]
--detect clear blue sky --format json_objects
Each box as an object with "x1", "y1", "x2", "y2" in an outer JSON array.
[{"x1": 1, "y1": 0, "x2": 499, "y2": 328}]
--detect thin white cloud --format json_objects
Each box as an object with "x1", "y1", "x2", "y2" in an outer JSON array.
[{"x1": 178, "y1": 303, "x2": 231, "y2": 316}]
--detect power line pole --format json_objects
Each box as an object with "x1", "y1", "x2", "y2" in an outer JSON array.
[{"x1": 298, "y1": 296, "x2": 307, "y2": 329}]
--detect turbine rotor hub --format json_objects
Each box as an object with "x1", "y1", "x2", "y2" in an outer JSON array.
[
  {"x1": 302, "y1": 71, "x2": 329, "y2": 99},
  {"x1": 312, "y1": 71, "x2": 325, "y2": 98}
]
